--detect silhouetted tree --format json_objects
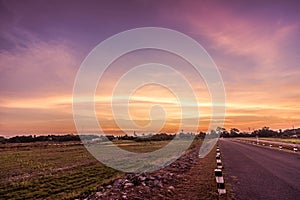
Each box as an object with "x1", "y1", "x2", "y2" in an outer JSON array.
[{"x1": 230, "y1": 128, "x2": 240, "y2": 137}]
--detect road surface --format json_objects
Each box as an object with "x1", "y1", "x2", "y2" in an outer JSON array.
[{"x1": 219, "y1": 139, "x2": 300, "y2": 200}]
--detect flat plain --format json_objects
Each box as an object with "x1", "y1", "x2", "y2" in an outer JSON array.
[
  {"x1": 0, "y1": 139, "x2": 231, "y2": 199},
  {"x1": 0, "y1": 140, "x2": 184, "y2": 199}
]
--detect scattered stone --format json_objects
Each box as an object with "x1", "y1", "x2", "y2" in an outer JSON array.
[
  {"x1": 113, "y1": 179, "x2": 123, "y2": 188},
  {"x1": 144, "y1": 186, "x2": 151, "y2": 193},
  {"x1": 154, "y1": 179, "x2": 163, "y2": 188},
  {"x1": 95, "y1": 192, "x2": 102, "y2": 197},
  {"x1": 156, "y1": 175, "x2": 162, "y2": 180},
  {"x1": 96, "y1": 186, "x2": 104, "y2": 192},
  {"x1": 124, "y1": 182, "x2": 134, "y2": 188},
  {"x1": 168, "y1": 186, "x2": 175, "y2": 190},
  {"x1": 138, "y1": 175, "x2": 146, "y2": 181}
]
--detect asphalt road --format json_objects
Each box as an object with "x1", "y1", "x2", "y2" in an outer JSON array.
[{"x1": 219, "y1": 139, "x2": 300, "y2": 200}]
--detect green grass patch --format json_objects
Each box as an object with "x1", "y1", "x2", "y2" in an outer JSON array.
[
  {"x1": 0, "y1": 140, "x2": 181, "y2": 199},
  {"x1": 259, "y1": 137, "x2": 300, "y2": 144}
]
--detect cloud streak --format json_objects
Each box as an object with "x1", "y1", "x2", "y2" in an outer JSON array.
[{"x1": 1, "y1": 1, "x2": 299, "y2": 135}]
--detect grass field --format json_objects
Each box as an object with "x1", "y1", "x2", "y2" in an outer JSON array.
[
  {"x1": 0, "y1": 140, "x2": 173, "y2": 199},
  {"x1": 259, "y1": 137, "x2": 300, "y2": 144}
]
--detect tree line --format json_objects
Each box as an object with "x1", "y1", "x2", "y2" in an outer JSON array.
[
  {"x1": 0, "y1": 132, "x2": 205, "y2": 144},
  {"x1": 0, "y1": 127, "x2": 298, "y2": 144},
  {"x1": 216, "y1": 126, "x2": 299, "y2": 138}
]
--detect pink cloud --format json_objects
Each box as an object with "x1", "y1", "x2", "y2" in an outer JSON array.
[
  {"x1": 164, "y1": 1, "x2": 298, "y2": 69},
  {"x1": 0, "y1": 40, "x2": 80, "y2": 135},
  {"x1": 0, "y1": 41, "x2": 79, "y2": 99},
  {"x1": 159, "y1": 1, "x2": 300, "y2": 130}
]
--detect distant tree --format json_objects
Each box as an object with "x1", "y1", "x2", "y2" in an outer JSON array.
[
  {"x1": 216, "y1": 127, "x2": 230, "y2": 138},
  {"x1": 134, "y1": 133, "x2": 175, "y2": 142},
  {"x1": 216, "y1": 127, "x2": 225, "y2": 134},
  {"x1": 0, "y1": 136, "x2": 6, "y2": 143},
  {"x1": 196, "y1": 131, "x2": 206, "y2": 139},
  {"x1": 251, "y1": 126, "x2": 278, "y2": 137},
  {"x1": 230, "y1": 128, "x2": 240, "y2": 137}
]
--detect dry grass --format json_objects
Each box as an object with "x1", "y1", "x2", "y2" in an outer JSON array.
[
  {"x1": 259, "y1": 137, "x2": 300, "y2": 144},
  {"x1": 0, "y1": 141, "x2": 175, "y2": 199},
  {"x1": 0, "y1": 139, "x2": 223, "y2": 199}
]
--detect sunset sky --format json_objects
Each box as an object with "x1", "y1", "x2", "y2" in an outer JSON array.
[{"x1": 1, "y1": 0, "x2": 300, "y2": 136}]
